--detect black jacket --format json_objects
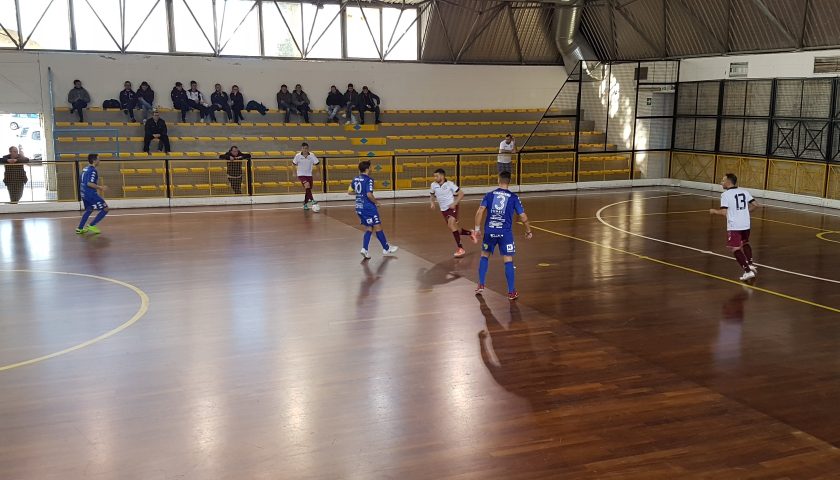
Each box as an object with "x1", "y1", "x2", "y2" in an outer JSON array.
[
  {"x1": 219, "y1": 151, "x2": 252, "y2": 178},
  {"x1": 1, "y1": 154, "x2": 29, "y2": 182},
  {"x1": 276, "y1": 90, "x2": 292, "y2": 107},
  {"x1": 211, "y1": 91, "x2": 230, "y2": 106},
  {"x1": 119, "y1": 89, "x2": 136, "y2": 109},
  {"x1": 326, "y1": 91, "x2": 343, "y2": 107},
  {"x1": 171, "y1": 87, "x2": 188, "y2": 106},
  {"x1": 137, "y1": 87, "x2": 155, "y2": 105},
  {"x1": 145, "y1": 118, "x2": 168, "y2": 136},
  {"x1": 230, "y1": 92, "x2": 244, "y2": 109},
  {"x1": 359, "y1": 91, "x2": 380, "y2": 107},
  {"x1": 344, "y1": 89, "x2": 359, "y2": 106}
]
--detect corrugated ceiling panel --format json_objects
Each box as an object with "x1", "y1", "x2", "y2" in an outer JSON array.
[
  {"x1": 614, "y1": 6, "x2": 661, "y2": 58},
  {"x1": 461, "y1": 5, "x2": 520, "y2": 63},
  {"x1": 580, "y1": 4, "x2": 615, "y2": 60},
  {"x1": 420, "y1": 1, "x2": 457, "y2": 61},
  {"x1": 728, "y1": 0, "x2": 795, "y2": 51},
  {"x1": 804, "y1": 0, "x2": 840, "y2": 48},
  {"x1": 761, "y1": 0, "x2": 807, "y2": 46},
  {"x1": 666, "y1": 0, "x2": 728, "y2": 57},
  {"x1": 512, "y1": 4, "x2": 558, "y2": 63},
  {"x1": 621, "y1": 0, "x2": 665, "y2": 55}
]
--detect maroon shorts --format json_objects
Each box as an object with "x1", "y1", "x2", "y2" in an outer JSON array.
[
  {"x1": 441, "y1": 206, "x2": 459, "y2": 221},
  {"x1": 726, "y1": 229, "x2": 751, "y2": 248},
  {"x1": 298, "y1": 176, "x2": 313, "y2": 188}
]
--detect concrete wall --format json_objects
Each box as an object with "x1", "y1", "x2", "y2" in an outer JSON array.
[
  {"x1": 680, "y1": 49, "x2": 840, "y2": 82},
  {"x1": 0, "y1": 51, "x2": 566, "y2": 113}
]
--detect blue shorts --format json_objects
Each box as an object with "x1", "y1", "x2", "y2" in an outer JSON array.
[
  {"x1": 482, "y1": 231, "x2": 515, "y2": 256},
  {"x1": 82, "y1": 194, "x2": 107, "y2": 210},
  {"x1": 357, "y1": 209, "x2": 381, "y2": 226}
]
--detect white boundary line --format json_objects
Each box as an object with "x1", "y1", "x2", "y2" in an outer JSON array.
[{"x1": 595, "y1": 193, "x2": 840, "y2": 285}]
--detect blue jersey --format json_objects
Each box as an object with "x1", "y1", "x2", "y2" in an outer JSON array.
[
  {"x1": 352, "y1": 174, "x2": 377, "y2": 214},
  {"x1": 79, "y1": 165, "x2": 100, "y2": 199},
  {"x1": 481, "y1": 188, "x2": 524, "y2": 234}
]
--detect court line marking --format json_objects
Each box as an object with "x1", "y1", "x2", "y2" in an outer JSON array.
[
  {"x1": 679, "y1": 189, "x2": 840, "y2": 221},
  {"x1": 528, "y1": 224, "x2": 840, "y2": 315},
  {"x1": 0, "y1": 270, "x2": 150, "y2": 372},
  {"x1": 817, "y1": 231, "x2": 840, "y2": 244},
  {"x1": 595, "y1": 194, "x2": 840, "y2": 285},
  {"x1": 530, "y1": 209, "x2": 708, "y2": 223},
  {"x1": 2, "y1": 189, "x2": 673, "y2": 222}
]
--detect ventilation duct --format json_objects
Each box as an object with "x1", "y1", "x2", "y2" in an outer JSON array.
[{"x1": 553, "y1": 0, "x2": 598, "y2": 76}]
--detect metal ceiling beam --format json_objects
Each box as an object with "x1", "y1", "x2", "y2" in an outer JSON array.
[
  {"x1": 455, "y1": 1, "x2": 507, "y2": 63},
  {"x1": 670, "y1": 0, "x2": 725, "y2": 53},
  {"x1": 506, "y1": 4, "x2": 524, "y2": 64},
  {"x1": 431, "y1": 0, "x2": 455, "y2": 61},
  {"x1": 749, "y1": 0, "x2": 797, "y2": 46},
  {"x1": 798, "y1": 0, "x2": 811, "y2": 49},
  {"x1": 608, "y1": 0, "x2": 660, "y2": 57}
]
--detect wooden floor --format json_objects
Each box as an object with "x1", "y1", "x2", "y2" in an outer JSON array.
[{"x1": 3, "y1": 187, "x2": 840, "y2": 479}]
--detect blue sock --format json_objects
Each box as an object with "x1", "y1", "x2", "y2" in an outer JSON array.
[
  {"x1": 478, "y1": 256, "x2": 489, "y2": 285},
  {"x1": 90, "y1": 209, "x2": 108, "y2": 226},
  {"x1": 363, "y1": 231, "x2": 372, "y2": 250},
  {"x1": 78, "y1": 208, "x2": 93, "y2": 229},
  {"x1": 375, "y1": 230, "x2": 389, "y2": 250},
  {"x1": 504, "y1": 261, "x2": 515, "y2": 293}
]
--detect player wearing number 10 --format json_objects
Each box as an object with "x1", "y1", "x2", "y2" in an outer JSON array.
[
  {"x1": 473, "y1": 171, "x2": 533, "y2": 300},
  {"x1": 350, "y1": 160, "x2": 399, "y2": 259},
  {"x1": 710, "y1": 173, "x2": 760, "y2": 282}
]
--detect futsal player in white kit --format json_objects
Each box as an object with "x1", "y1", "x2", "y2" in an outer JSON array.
[
  {"x1": 429, "y1": 168, "x2": 477, "y2": 257},
  {"x1": 709, "y1": 173, "x2": 760, "y2": 281}
]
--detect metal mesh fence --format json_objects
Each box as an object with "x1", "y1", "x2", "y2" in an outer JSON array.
[
  {"x1": 746, "y1": 80, "x2": 772, "y2": 117},
  {"x1": 633, "y1": 151, "x2": 670, "y2": 179},
  {"x1": 635, "y1": 118, "x2": 672, "y2": 150},
  {"x1": 251, "y1": 158, "x2": 322, "y2": 195},
  {"x1": 326, "y1": 158, "x2": 392, "y2": 193},
  {"x1": 722, "y1": 81, "x2": 747, "y2": 116},
  {"x1": 519, "y1": 152, "x2": 574, "y2": 184},
  {"x1": 677, "y1": 83, "x2": 698, "y2": 116},
  {"x1": 696, "y1": 82, "x2": 721, "y2": 116},
  {"x1": 459, "y1": 154, "x2": 516, "y2": 187},
  {"x1": 577, "y1": 153, "x2": 632, "y2": 182},
  {"x1": 395, "y1": 155, "x2": 456, "y2": 190},
  {"x1": 169, "y1": 160, "x2": 249, "y2": 197}
]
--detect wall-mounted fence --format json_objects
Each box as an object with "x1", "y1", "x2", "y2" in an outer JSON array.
[{"x1": 1, "y1": 150, "x2": 673, "y2": 204}]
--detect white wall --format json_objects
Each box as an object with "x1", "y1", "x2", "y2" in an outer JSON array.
[
  {"x1": 0, "y1": 51, "x2": 565, "y2": 112},
  {"x1": 680, "y1": 49, "x2": 840, "y2": 82}
]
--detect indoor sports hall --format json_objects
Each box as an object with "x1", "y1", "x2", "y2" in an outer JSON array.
[{"x1": 3, "y1": 1, "x2": 840, "y2": 478}]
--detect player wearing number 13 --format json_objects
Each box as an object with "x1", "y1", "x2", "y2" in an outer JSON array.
[
  {"x1": 710, "y1": 173, "x2": 760, "y2": 282},
  {"x1": 473, "y1": 171, "x2": 533, "y2": 300}
]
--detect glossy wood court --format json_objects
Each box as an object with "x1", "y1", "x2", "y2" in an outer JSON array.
[{"x1": 2, "y1": 187, "x2": 840, "y2": 479}]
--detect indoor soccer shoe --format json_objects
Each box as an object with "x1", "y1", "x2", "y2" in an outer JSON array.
[
  {"x1": 475, "y1": 284, "x2": 485, "y2": 295},
  {"x1": 469, "y1": 231, "x2": 479, "y2": 244},
  {"x1": 383, "y1": 245, "x2": 399, "y2": 256},
  {"x1": 749, "y1": 264, "x2": 758, "y2": 273},
  {"x1": 75, "y1": 227, "x2": 89, "y2": 234},
  {"x1": 360, "y1": 248, "x2": 371, "y2": 259},
  {"x1": 740, "y1": 271, "x2": 756, "y2": 282},
  {"x1": 87, "y1": 225, "x2": 101, "y2": 235},
  {"x1": 508, "y1": 291, "x2": 519, "y2": 301},
  {"x1": 454, "y1": 248, "x2": 466, "y2": 258}
]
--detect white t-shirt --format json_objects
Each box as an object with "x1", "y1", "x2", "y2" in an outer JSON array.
[
  {"x1": 430, "y1": 180, "x2": 460, "y2": 211},
  {"x1": 498, "y1": 140, "x2": 515, "y2": 163},
  {"x1": 720, "y1": 187, "x2": 754, "y2": 231},
  {"x1": 293, "y1": 152, "x2": 319, "y2": 176}
]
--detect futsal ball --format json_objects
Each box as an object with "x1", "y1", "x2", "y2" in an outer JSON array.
[{"x1": 312, "y1": 203, "x2": 321, "y2": 213}]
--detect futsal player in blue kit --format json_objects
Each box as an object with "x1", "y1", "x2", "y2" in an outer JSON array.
[
  {"x1": 76, "y1": 153, "x2": 109, "y2": 235},
  {"x1": 349, "y1": 160, "x2": 399, "y2": 259},
  {"x1": 473, "y1": 171, "x2": 532, "y2": 300}
]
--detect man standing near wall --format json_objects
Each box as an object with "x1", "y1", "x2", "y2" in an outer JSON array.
[
  {"x1": 1, "y1": 146, "x2": 30, "y2": 204},
  {"x1": 497, "y1": 134, "x2": 515, "y2": 174}
]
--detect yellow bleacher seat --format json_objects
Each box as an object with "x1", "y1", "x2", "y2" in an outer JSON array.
[
  {"x1": 176, "y1": 184, "x2": 194, "y2": 190},
  {"x1": 122, "y1": 186, "x2": 139, "y2": 192},
  {"x1": 140, "y1": 185, "x2": 161, "y2": 191},
  {"x1": 172, "y1": 168, "x2": 189, "y2": 174},
  {"x1": 120, "y1": 168, "x2": 137, "y2": 174},
  {"x1": 262, "y1": 181, "x2": 279, "y2": 187},
  {"x1": 279, "y1": 181, "x2": 295, "y2": 187},
  {"x1": 212, "y1": 183, "x2": 229, "y2": 189},
  {"x1": 255, "y1": 166, "x2": 273, "y2": 172},
  {"x1": 208, "y1": 167, "x2": 224, "y2": 173},
  {"x1": 195, "y1": 184, "x2": 211, "y2": 189},
  {"x1": 136, "y1": 168, "x2": 154, "y2": 174},
  {"x1": 189, "y1": 168, "x2": 206, "y2": 173}
]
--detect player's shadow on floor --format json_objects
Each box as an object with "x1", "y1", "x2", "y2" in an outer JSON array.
[
  {"x1": 416, "y1": 258, "x2": 466, "y2": 292},
  {"x1": 358, "y1": 257, "x2": 395, "y2": 304},
  {"x1": 477, "y1": 296, "x2": 561, "y2": 411}
]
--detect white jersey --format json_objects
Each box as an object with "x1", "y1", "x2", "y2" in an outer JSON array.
[
  {"x1": 498, "y1": 140, "x2": 515, "y2": 163},
  {"x1": 293, "y1": 152, "x2": 319, "y2": 176},
  {"x1": 720, "y1": 187, "x2": 754, "y2": 231},
  {"x1": 430, "y1": 180, "x2": 459, "y2": 211}
]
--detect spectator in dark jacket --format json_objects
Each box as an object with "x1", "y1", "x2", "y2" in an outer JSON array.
[
  {"x1": 119, "y1": 81, "x2": 138, "y2": 122},
  {"x1": 211, "y1": 83, "x2": 233, "y2": 123},
  {"x1": 143, "y1": 111, "x2": 171, "y2": 153},
  {"x1": 230, "y1": 85, "x2": 245, "y2": 123},
  {"x1": 171, "y1": 82, "x2": 190, "y2": 122},
  {"x1": 276, "y1": 84, "x2": 294, "y2": 123},
  {"x1": 68, "y1": 79, "x2": 91, "y2": 122},
  {"x1": 219, "y1": 146, "x2": 251, "y2": 194},
  {"x1": 187, "y1": 80, "x2": 214, "y2": 122},
  {"x1": 136, "y1": 81, "x2": 155, "y2": 123},
  {"x1": 343, "y1": 83, "x2": 360, "y2": 125},
  {"x1": 358, "y1": 86, "x2": 381, "y2": 124},
  {"x1": 326, "y1": 85, "x2": 343, "y2": 123},
  {"x1": 292, "y1": 84, "x2": 311, "y2": 123},
  {"x1": 1, "y1": 146, "x2": 30, "y2": 203}
]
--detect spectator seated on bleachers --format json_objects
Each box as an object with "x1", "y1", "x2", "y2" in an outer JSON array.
[
  {"x1": 292, "y1": 84, "x2": 312, "y2": 123},
  {"x1": 136, "y1": 81, "x2": 155, "y2": 123},
  {"x1": 326, "y1": 85, "x2": 343, "y2": 123},
  {"x1": 171, "y1": 82, "x2": 190, "y2": 122},
  {"x1": 143, "y1": 111, "x2": 171, "y2": 154},
  {"x1": 219, "y1": 146, "x2": 251, "y2": 194},
  {"x1": 358, "y1": 86, "x2": 381, "y2": 125},
  {"x1": 276, "y1": 84, "x2": 297, "y2": 123},
  {"x1": 1, "y1": 146, "x2": 30, "y2": 204},
  {"x1": 343, "y1": 83, "x2": 360, "y2": 125},
  {"x1": 119, "y1": 81, "x2": 139, "y2": 123},
  {"x1": 187, "y1": 81, "x2": 215, "y2": 123},
  {"x1": 211, "y1": 84, "x2": 233, "y2": 123},
  {"x1": 230, "y1": 85, "x2": 245, "y2": 123},
  {"x1": 68, "y1": 79, "x2": 91, "y2": 122}
]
